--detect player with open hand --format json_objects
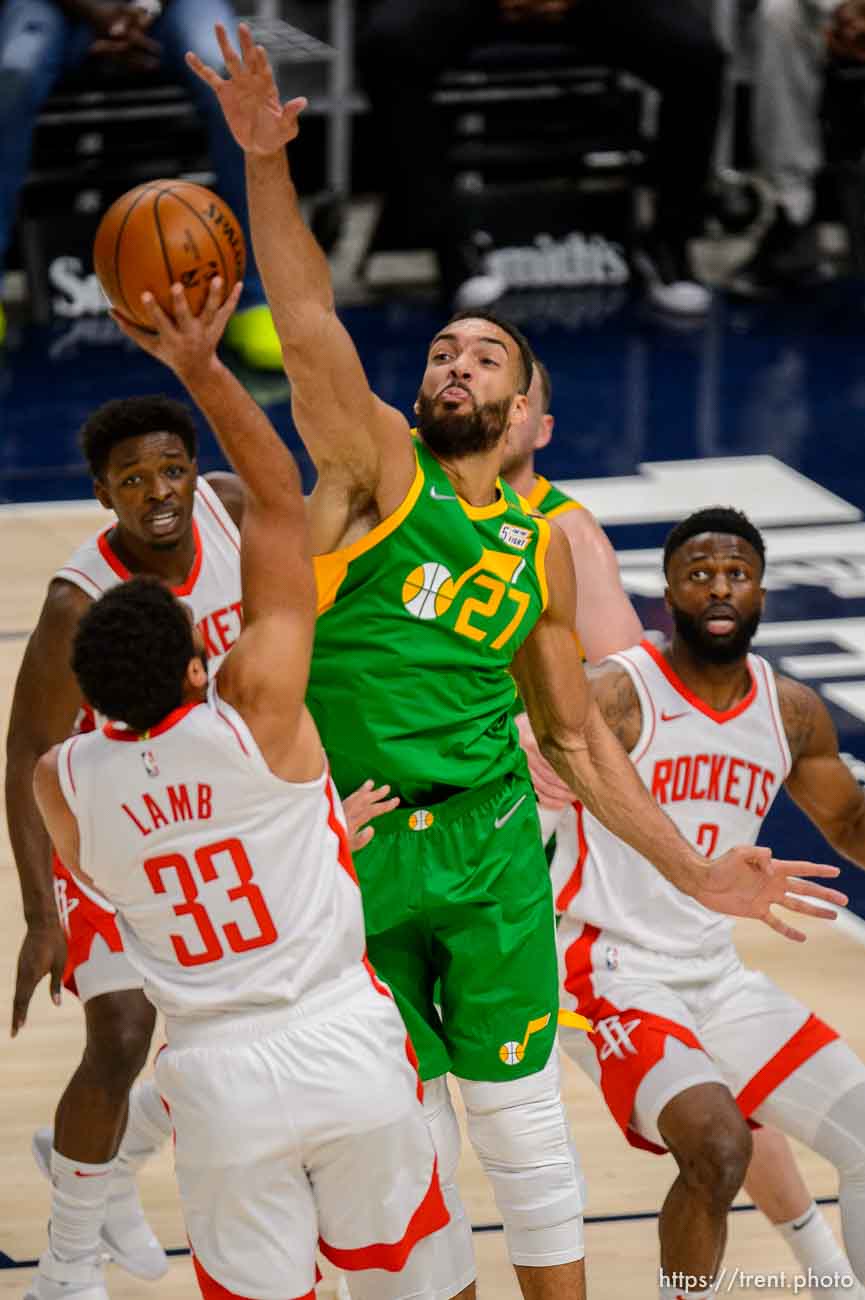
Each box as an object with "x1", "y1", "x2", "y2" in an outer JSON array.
[{"x1": 186, "y1": 23, "x2": 307, "y2": 154}]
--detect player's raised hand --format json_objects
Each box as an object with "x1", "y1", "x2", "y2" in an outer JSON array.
[
  {"x1": 111, "y1": 278, "x2": 243, "y2": 381},
  {"x1": 696, "y1": 845, "x2": 847, "y2": 942},
  {"x1": 186, "y1": 24, "x2": 307, "y2": 154},
  {"x1": 342, "y1": 780, "x2": 400, "y2": 853}
]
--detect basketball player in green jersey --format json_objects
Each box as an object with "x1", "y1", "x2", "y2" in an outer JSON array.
[{"x1": 191, "y1": 28, "x2": 845, "y2": 1300}]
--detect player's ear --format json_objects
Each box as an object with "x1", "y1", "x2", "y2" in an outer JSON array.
[
  {"x1": 93, "y1": 479, "x2": 112, "y2": 511},
  {"x1": 509, "y1": 392, "x2": 528, "y2": 428},
  {"x1": 186, "y1": 655, "x2": 208, "y2": 691},
  {"x1": 536, "y1": 414, "x2": 554, "y2": 452},
  {"x1": 663, "y1": 585, "x2": 673, "y2": 614}
]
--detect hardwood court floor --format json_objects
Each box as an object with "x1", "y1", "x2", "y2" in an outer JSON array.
[{"x1": 1, "y1": 504, "x2": 861, "y2": 1299}]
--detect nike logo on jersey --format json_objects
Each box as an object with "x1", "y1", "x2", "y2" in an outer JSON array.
[
  {"x1": 429, "y1": 486, "x2": 457, "y2": 501},
  {"x1": 660, "y1": 709, "x2": 689, "y2": 722},
  {"x1": 494, "y1": 793, "x2": 527, "y2": 830}
]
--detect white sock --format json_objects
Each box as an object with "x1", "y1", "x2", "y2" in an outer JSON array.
[
  {"x1": 776, "y1": 1202, "x2": 860, "y2": 1294},
  {"x1": 113, "y1": 1080, "x2": 171, "y2": 1182},
  {"x1": 49, "y1": 1149, "x2": 114, "y2": 1262}
]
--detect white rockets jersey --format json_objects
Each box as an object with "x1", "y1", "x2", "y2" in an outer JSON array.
[
  {"x1": 57, "y1": 684, "x2": 367, "y2": 1025},
  {"x1": 52, "y1": 476, "x2": 242, "y2": 915},
  {"x1": 551, "y1": 640, "x2": 793, "y2": 956},
  {"x1": 55, "y1": 476, "x2": 242, "y2": 679}
]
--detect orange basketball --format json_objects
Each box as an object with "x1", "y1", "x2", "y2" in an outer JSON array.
[{"x1": 93, "y1": 180, "x2": 246, "y2": 327}]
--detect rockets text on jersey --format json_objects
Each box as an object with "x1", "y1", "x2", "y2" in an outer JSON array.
[{"x1": 551, "y1": 639, "x2": 792, "y2": 956}]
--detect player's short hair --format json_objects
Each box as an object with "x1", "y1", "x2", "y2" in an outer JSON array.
[
  {"x1": 533, "y1": 358, "x2": 552, "y2": 412},
  {"x1": 72, "y1": 577, "x2": 197, "y2": 733},
  {"x1": 447, "y1": 309, "x2": 534, "y2": 394},
  {"x1": 663, "y1": 507, "x2": 766, "y2": 576},
  {"x1": 79, "y1": 396, "x2": 198, "y2": 479}
]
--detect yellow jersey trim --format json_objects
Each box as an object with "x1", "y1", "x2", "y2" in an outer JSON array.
[
  {"x1": 525, "y1": 475, "x2": 551, "y2": 511},
  {"x1": 526, "y1": 473, "x2": 581, "y2": 518},
  {"x1": 534, "y1": 514, "x2": 552, "y2": 612},
  {"x1": 314, "y1": 453, "x2": 425, "y2": 615},
  {"x1": 546, "y1": 498, "x2": 581, "y2": 519},
  {"x1": 459, "y1": 480, "x2": 509, "y2": 520}
]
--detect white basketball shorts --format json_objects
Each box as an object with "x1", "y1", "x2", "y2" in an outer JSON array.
[
  {"x1": 155, "y1": 967, "x2": 448, "y2": 1300},
  {"x1": 558, "y1": 920, "x2": 838, "y2": 1152}
]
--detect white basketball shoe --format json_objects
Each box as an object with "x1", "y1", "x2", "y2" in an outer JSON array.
[
  {"x1": 23, "y1": 1246, "x2": 108, "y2": 1300},
  {"x1": 31, "y1": 1129, "x2": 168, "y2": 1281}
]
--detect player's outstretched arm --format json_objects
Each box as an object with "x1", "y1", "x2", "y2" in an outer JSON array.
[
  {"x1": 6, "y1": 580, "x2": 91, "y2": 1034},
  {"x1": 512, "y1": 526, "x2": 847, "y2": 940},
  {"x1": 118, "y1": 280, "x2": 319, "y2": 776},
  {"x1": 186, "y1": 24, "x2": 415, "y2": 519},
  {"x1": 780, "y1": 675, "x2": 865, "y2": 866},
  {"x1": 558, "y1": 506, "x2": 643, "y2": 663}
]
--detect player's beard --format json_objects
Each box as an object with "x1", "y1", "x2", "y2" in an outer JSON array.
[
  {"x1": 671, "y1": 603, "x2": 763, "y2": 665},
  {"x1": 416, "y1": 391, "x2": 512, "y2": 459}
]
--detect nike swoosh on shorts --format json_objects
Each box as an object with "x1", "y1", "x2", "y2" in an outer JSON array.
[{"x1": 494, "y1": 793, "x2": 527, "y2": 830}]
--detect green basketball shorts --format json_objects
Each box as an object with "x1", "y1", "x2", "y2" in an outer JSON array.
[{"x1": 353, "y1": 773, "x2": 559, "y2": 1083}]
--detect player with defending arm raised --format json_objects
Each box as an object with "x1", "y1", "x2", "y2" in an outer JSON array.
[{"x1": 189, "y1": 31, "x2": 846, "y2": 1300}]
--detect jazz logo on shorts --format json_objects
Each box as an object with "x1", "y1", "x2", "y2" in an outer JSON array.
[
  {"x1": 409, "y1": 809, "x2": 435, "y2": 831},
  {"x1": 499, "y1": 1013, "x2": 552, "y2": 1066}
]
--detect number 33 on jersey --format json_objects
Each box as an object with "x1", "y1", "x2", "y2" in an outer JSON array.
[{"x1": 308, "y1": 438, "x2": 551, "y2": 806}]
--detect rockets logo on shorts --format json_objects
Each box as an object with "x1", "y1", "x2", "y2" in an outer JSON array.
[
  {"x1": 54, "y1": 876, "x2": 80, "y2": 936},
  {"x1": 596, "y1": 1016, "x2": 641, "y2": 1060}
]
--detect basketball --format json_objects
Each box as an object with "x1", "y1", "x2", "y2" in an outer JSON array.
[
  {"x1": 401, "y1": 562, "x2": 455, "y2": 620},
  {"x1": 93, "y1": 180, "x2": 246, "y2": 327}
]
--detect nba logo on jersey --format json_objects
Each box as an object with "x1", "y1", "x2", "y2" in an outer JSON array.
[
  {"x1": 605, "y1": 945, "x2": 619, "y2": 971},
  {"x1": 409, "y1": 809, "x2": 435, "y2": 831},
  {"x1": 141, "y1": 750, "x2": 159, "y2": 778},
  {"x1": 498, "y1": 523, "x2": 531, "y2": 551}
]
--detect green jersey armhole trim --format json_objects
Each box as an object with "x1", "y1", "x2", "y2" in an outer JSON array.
[
  {"x1": 535, "y1": 514, "x2": 552, "y2": 611},
  {"x1": 314, "y1": 450, "x2": 425, "y2": 614}
]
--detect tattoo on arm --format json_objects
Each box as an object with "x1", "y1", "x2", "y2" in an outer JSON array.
[
  {"x1": 593, "y1": 668, "x2": 641, "y2": 752},
  {"x1": 778, "y1": 676, "x2": 818, "y2": 762}
]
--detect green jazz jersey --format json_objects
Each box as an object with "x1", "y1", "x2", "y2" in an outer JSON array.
[
  {"x1": 523, "y1": 473, "x2": 582, "y2": 521},
  {"x1": 308, "y1": 437, "x2": 552, "y2": 806}
]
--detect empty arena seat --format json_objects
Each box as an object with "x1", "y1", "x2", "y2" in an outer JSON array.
[{"x1": 364, "y1": 38, "x2": 648, "y2": 295}]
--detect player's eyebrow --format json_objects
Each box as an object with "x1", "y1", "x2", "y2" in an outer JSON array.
[
  {"x1": 430, "y1": 332, "x2": 510, "y2": 356},
  {"x1": 115, "y1": 445, "x2": 186, "y2": 467},
  {"x1": 684, "y1": 547, "x2": 752, "y2": 564}
]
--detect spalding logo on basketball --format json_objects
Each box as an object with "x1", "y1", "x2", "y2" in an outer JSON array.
[
  {"x1": 93, "y1": 180, "x2": 247, "y2": 327},
  {"x1": 401, "y1": 562, "x2": 455, "y2": 620}
]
